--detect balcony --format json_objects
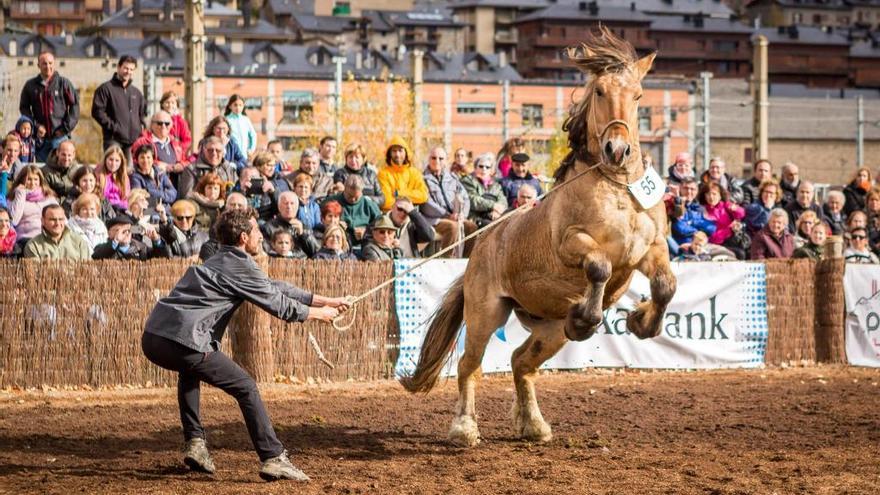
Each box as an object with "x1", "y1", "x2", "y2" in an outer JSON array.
[
  {"x1": 531, "y1": 34, "x2": 575, "y2": 48},
  {"x1": 11, "y1": 1, "x2": 86, "y2": 20},
  {"x1": 494, "y1": 31, "x2": 518, "y2": 44}
]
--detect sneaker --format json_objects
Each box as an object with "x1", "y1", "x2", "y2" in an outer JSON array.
[
  {"x1": 183, "y1": 438, "x2": 216, "y2": 474},
  {"x1": 259, "y1": 450, "x2": 310, "y2": 482}
]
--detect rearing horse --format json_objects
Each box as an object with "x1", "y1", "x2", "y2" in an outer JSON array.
[{"x1": 401, "y1": 28, "x2": 677, "y2": 447}]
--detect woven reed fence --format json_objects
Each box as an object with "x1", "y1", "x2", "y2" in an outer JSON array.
[
  {"x1": 0, "y1": 259, "x2": 395, "y2": 388},
  {"x1": 764, "y1": 259, "x2": 818, "y2": 365},
  {"x1": 814, "y1": 258, "x2": 847, "y2": 363},
  {"x1": 0, "y1": 257, "x2": 858, "y2": 389}
]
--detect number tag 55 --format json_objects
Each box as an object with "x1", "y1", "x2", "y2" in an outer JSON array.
[{"x1": 627, "y1": 166, "x2": 665, "y2": 210}]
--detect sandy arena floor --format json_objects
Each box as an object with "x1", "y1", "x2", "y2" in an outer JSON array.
[{"x1": 1, "y1": 366, "x2": 878, "y2": 495}]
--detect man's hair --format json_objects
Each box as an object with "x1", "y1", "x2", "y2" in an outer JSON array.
[
  {"x1": 216, "y1": 208, "x2": 257, "y2": 246},
  {"x1": 320, "y1": 136, "x2": 337, "y2": 146},
  {"x1": 267, "y1": 139, "x2": 282, "y2": 148},
  {"x1": 300, "y1": 147, "x2": 320, "y2": 162},
  {"x1": 344, "y1": 174, "x2": 365, "y2": 190},
  {"x1": 753, "y1": 159, "x2": 771, "y2": 170},
  {"x1": 680, "y1": 177, "x2": 698, "y2": 187},
  {"x1": 118, "y1": 55, "x2": 137, "y2": 67},
  {"x1": 42, "y1": 204, "x2": 64, "y2": 218},
  {"x1": 850, "y1": 226, "x2": 867, "y2": 236}
]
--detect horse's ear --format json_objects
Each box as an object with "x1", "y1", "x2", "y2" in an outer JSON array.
[
  {"x1": 635, "y1": 52, "x2": 656, "y2": 80},
  {"x1": 567, "y1": 44, "x2": 596, "y2": 73}
]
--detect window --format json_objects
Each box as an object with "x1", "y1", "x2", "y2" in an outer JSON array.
[
  {"x1": 142, "y1": 40, "x2": 171, "y2": 60},
  {"x1": 638, "y1": 107, "x2": 651, "y2": 133},
  {"x1": 283, "y1": 91, "x2": 314, "y2": 123},
  {"x1": 206, "y1": 46, "x2": 229, "y2": 63},
  {"x1": 245, "y1": 97, "x2": 262, "y2": 112},
  {"x1": 812, "y1": 14, "x2": 823, "y2": 24},
  {"x1": 522, "y1": 104, "x2": 543, "y2": 128},
  {"x1": 712, "y1": 40, "x2": 738, "y2": 52},
  {"x1": 24, "y1": 1, "x2": 40, "y2": 14},
  {"x1": 456, "y1": 102, "x2": 495, "y2": 115},
  {"x1": 255, "y1": 48, "x2": 282, "y2": 64},
  {"x1": 422, "y1": 102, "x2": 431, "y2": 126},
  {"x1": 85, "y1": 40, "x2": 112, "y2": 57},
  {"x1": 59, "y1": 1, "x2": 75, "y2": 14},
  {"x1": 793, "y1": 12, "x2": 803, "y2": 24}
]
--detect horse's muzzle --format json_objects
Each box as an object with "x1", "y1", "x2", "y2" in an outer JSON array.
[{"x1": 603, "y1": 139, "x2": 631, "y2": 166}]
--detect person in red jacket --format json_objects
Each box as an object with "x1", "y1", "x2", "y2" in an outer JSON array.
[{"x1": 160, "y1": 91, "x2": 192, "y2": 154}]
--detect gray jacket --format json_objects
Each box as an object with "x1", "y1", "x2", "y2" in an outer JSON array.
[
  {"x1": 143, "y1": 245, "x2": 313, "y2": 352},
  {"x1": 420, "y1": 170, "x2": 470, "y2": 225}
]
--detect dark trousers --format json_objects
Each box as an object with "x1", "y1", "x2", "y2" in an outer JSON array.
[{"x1": 141, "y1": 332, "x2": 284, "y2": 461}]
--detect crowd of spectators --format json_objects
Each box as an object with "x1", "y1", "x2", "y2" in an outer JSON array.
[
  {"x1": 1, "y1": 53, "x2": 875, "y2": 265},
  {"x1": 666, "y1": 152, "x2": 877, "y2": 263}
]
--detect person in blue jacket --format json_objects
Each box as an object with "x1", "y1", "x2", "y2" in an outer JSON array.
[{"x1": 670, "y1": 177, "x2": 716, "y2": 248}]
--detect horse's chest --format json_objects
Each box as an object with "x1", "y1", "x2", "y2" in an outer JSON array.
[{"x1": 603, "y1": 211, "x2": 656, "y2": 267}]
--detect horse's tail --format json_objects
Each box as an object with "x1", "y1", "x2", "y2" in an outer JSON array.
[{"x1": 399, "y1": 276, "x2": 465, "y2": 394}]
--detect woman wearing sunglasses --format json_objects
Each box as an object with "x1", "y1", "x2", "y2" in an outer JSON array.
[{"x1": 158, "y1": 199, "x2": 208, "y2": 260}]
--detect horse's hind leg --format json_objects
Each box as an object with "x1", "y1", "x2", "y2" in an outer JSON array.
[
  {"x1": 558, "y1": 231, "x2": 611, "y2": 341},
  {"x1": 627, "y1": 241, "x2": 676, "y2": 339},
  {"x1": 449, "y1": 293, "x2": 512, "y2": 447},
  {"x1": 511, "y1": 316, "x2": 567, "y2": 443}
]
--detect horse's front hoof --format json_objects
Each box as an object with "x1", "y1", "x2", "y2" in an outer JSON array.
[
  {"x1": 626, "y1": 305, "x2": 661, "y2": 339},
  {"x1": 564, "y1": 314, "x2": 598, "y2": 341},
  {"x1": 448, "y1": 415, "x2": 481, "y2": 448}
]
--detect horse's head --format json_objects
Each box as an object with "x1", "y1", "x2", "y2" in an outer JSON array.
[{"x1": 566, "y1": 27, "x2": 655, "y2": 168}]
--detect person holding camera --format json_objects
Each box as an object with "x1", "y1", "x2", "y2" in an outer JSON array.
[{"x1": 235, "y1": 167, "x2": 275, "y2": 222}]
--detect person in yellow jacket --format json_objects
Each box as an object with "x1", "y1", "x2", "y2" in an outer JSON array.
[{"x1": 377, "y1": 136, "x2": 429, "y2": 211}]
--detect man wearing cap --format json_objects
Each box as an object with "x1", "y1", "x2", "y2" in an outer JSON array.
[
  {"x1": 92, "y1": 215, "x2": 154, "y2": 260},
  {"x1": 377, "y1": 136, "x2": 428, "y2": 212},
  {"x1": 361, "y1": 215, "x2": 403, "y2": 261},
  {"x1": 499, "y1": 152, "x2": 543, "y2": 207}
]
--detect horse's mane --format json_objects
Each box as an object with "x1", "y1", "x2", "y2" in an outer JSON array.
[{"x1": 554, "y1": 26, "x2": 638, "y2": 184}]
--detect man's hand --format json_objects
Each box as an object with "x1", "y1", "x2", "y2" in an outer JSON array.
[
  {"x1": 289, "y1": 219, "x2": 304, "y2": 235},
  {"x1": 331, "y1": 182, "x2": 345, "y2": 193},
  {"x1": 354, "y1": 226, "x2": 366, "y2": 240},
  {"x1": 307, "y1": 306, "x2": 340, "y2": 323},
  {"x1": 262, "y1": 180, "x2": 275, "y2": 194},
  {"x1": 395, "y1": 198, "x2": 415, "y2": 214},
  {"x1": 323, "y1": 296, "x2": 353, "y2": 312}
]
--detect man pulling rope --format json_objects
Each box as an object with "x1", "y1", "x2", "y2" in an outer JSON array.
[{"x1": 141, "y1": 207, "x2": 349, "y2": 482}]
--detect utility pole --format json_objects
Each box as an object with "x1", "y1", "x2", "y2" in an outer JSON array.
[
  {"x1": 411, "y1": 50, "x2": 424, "y2": 163},
  {"x1": 332, "y1": 56, "x2": 346, "y2": 145},
  {"x1": 857, "y1": 95, "x2": 864, "y2": 167},
  {"x1": 700, "y1": 72, "x2": 712, "y2": 173},
  {"x1": 752, "y1": 35, "x2": 769, "y2": 163},
  {"x1": 502, "y1": 79, "x2": 510, "y2": 144},
  {"x1": 185, "y1": 0, "x2": 206, "y2": 155}
]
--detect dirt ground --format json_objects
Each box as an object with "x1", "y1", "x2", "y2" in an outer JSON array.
[{"x1": 1, "y1": 366, "x2": 878, "y2": 495}]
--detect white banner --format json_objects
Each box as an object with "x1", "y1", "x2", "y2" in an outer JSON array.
[
  {"x1": 394, "y1": 260, "x2": 768, "y2": 376},
  {"x1": 843, "y1": 264, "x2": 880, "y2": 367}
]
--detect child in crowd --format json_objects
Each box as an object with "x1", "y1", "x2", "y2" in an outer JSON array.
[
  {"x1": 96, "y1": 145, "x2": 130, "y2": 212},
  {"x1": 269, "y1": 230, "x2": 301, "y2": 259},
  {"x1": 14, "y1": 117, "x2": 37, "y2": 164}
]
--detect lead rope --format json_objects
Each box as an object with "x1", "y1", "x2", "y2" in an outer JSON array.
[{"x1": 330, "y1": 161, "x2": 607, "y2": 332}]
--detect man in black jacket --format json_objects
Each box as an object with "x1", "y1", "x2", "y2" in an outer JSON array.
[
  {"x1": 387, "y1": 196, "x2": 435, "y2": 257},
  {"x1": 18, "y1": 52, "x2": 80, "y2": 161},
  {"x1": 142, "y1": 208, "x2": 349, "y2": 481},
  {"x1": 91, "y1": 55, "x2": 146, "y2": 157}
]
